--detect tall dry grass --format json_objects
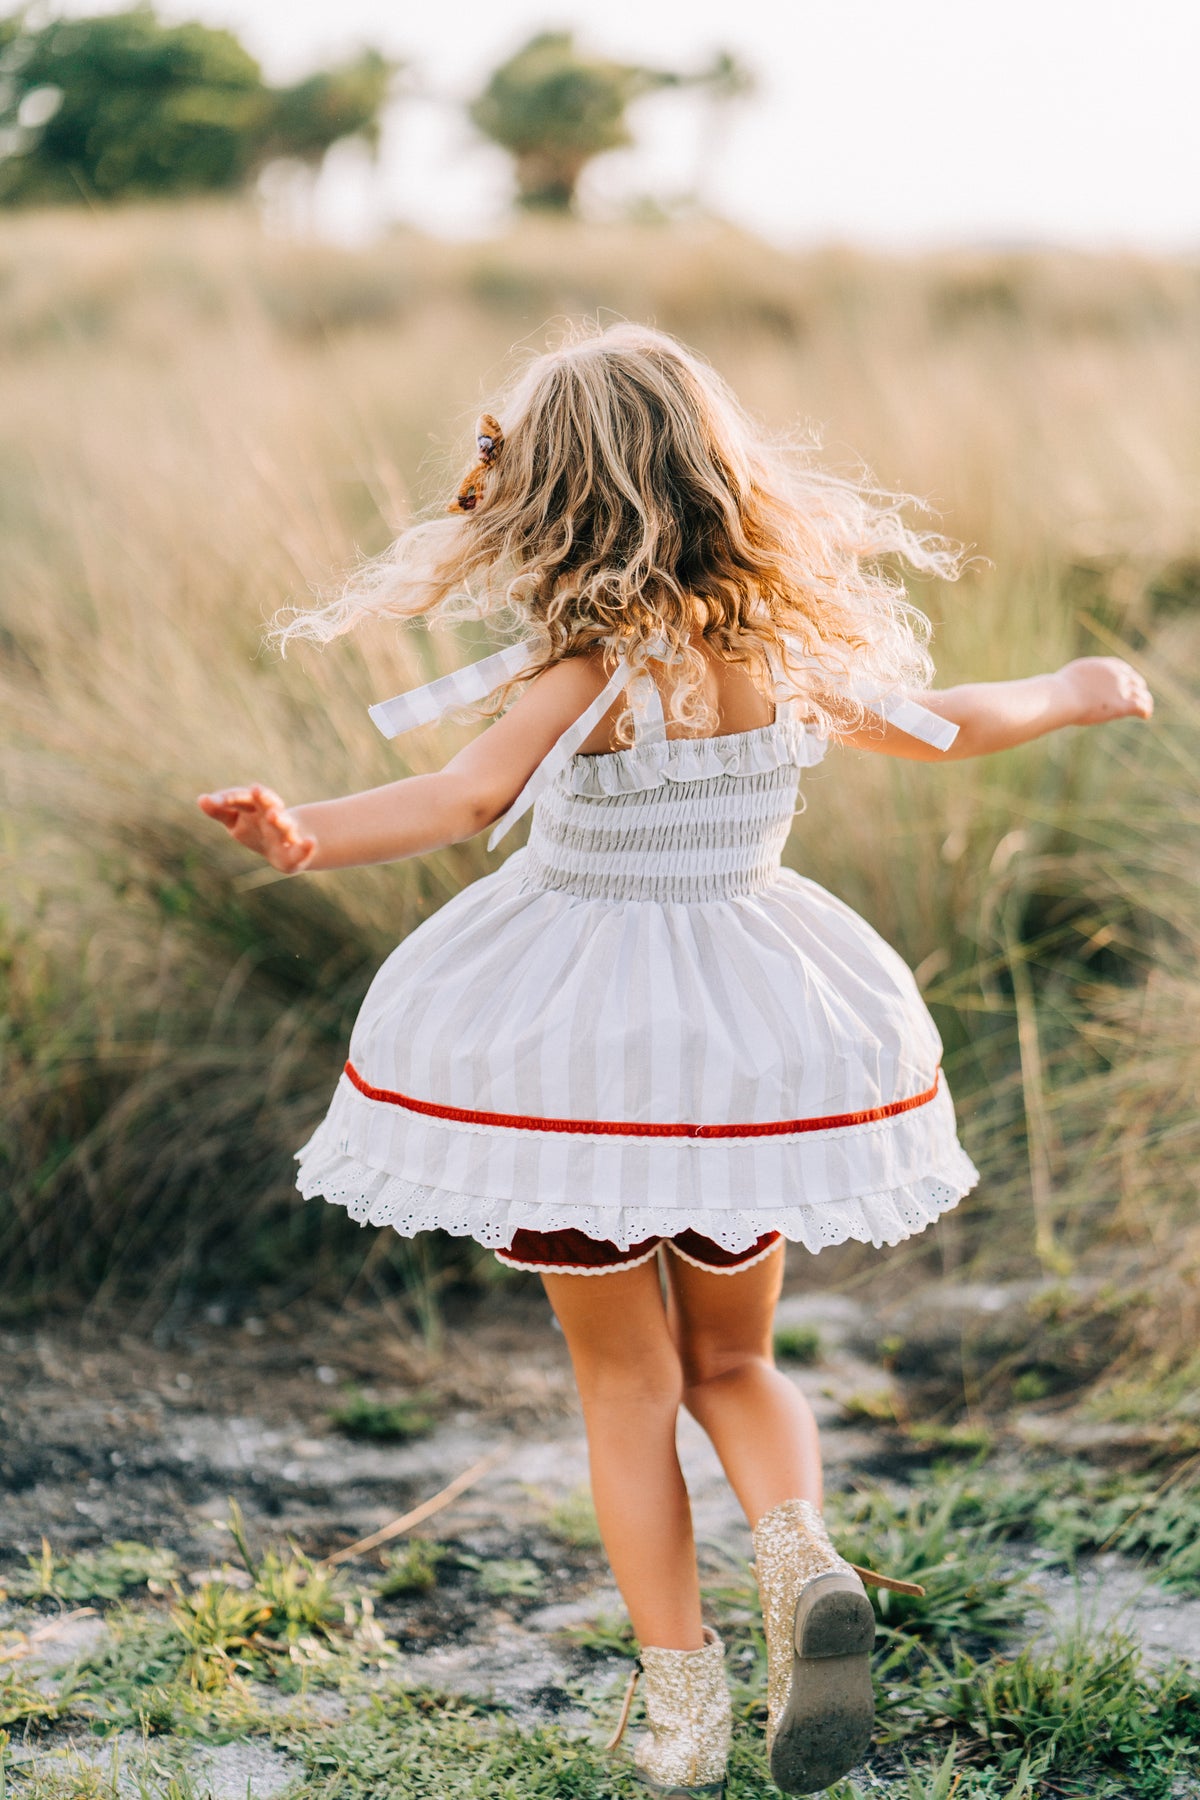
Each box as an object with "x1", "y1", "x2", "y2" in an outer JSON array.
[{"x1": 1, "y1": 204, "x2": 1196, "y2": 1326}]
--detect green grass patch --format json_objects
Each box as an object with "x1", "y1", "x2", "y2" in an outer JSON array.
[
  {"x1": 1085, "y1": 1348, "x2": 1200, "y2": 1436},
  {"x1": 376, "y1": 1539, "x2": 448, "y2": 1597},
  {"x1": 58, "y1": 1508, "x2": 390, "y2": 1720},
  {"x1": 830, "y1": 1740, "x2": 1039, "y2": 1800},
  {"x1": 841, "y1": 1389, "x2": 900, "y2": 1425},
  {"x1": 69, "y1": 1610, "x2": 188, "y2": 1716},
  {"x1": 880, "y1": 1628, "x2": 1200, "y2": 1798},
  {"x1": 562, "y1": 1610, "x2": 638, "y2": 1657},
  {"x1": 773, "y1": 1324, "x2": 823, "y2": 1365},
  {"x1": 457, "y1": 1555, "x2": 545, "y2": 1602},
  {"x1": 4, "y1": 1541, "x2": 178, "y2": 1604},
  {"x1": 1023, "y1": 1470, "x2": 1200, "y2": 1592},
  {"x1": 896, "y1": 1460, "x2": 1200, "y2": 1595},
  {"x1": 0, "y1": 1673, "x2": 68, "y2": 1732},
  {"x1": 903, "y1": 1421, "x2": 995, "y2": 1459},
  {"x1": 285, "y1": 1683, "x2": 652, "y2": 1798},
  {"x1": 328, "y1": 1388, "x2": 439, "y2": 1442},
  {"x1": 0, "y1": 1739, "x2": 214, "y2": 1799},
  {"x1": 169, "y1": 1557, "x2": 365, "y2": 1691},
  {"x1": 830, "y1": 1482, "x2": 1039, "y2": 1646},
  {"x1": 542, "y1": 1488, "x2": 602, "y2": 1550}
]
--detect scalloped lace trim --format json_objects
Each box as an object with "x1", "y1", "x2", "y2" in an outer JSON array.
[
  {"x1": 491, "y1": 1237, "x2": 785, "y2": 1276},
  {"x1": 565, "y1": 718, "x2": 828, "y2": 798},
  {"x1": 493, "y1": 1243, "x2": 663, "y2": 1277},
  {"x1": 295, "y1": 1139, "x2": 979, "y2": 1258}
]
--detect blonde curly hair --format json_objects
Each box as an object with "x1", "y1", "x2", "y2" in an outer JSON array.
[{"x1": 276, "y1": 320, "x2": 960, "y2": 743}]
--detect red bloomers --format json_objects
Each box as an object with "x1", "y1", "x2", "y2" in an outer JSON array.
[{"x1": 494, "y1": 1226, "x2": 782, "y2": 1277}]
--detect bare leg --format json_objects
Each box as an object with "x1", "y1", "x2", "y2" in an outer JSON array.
[
  {"x1": 541, "y1": 1255, "x2": 705, "y2": 1651},
  {"x1": 664, "y1": 1243, "x2": 824, "y2": 1527}
]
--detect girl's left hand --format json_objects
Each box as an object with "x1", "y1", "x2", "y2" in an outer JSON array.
[
  {"x1": 197, "y1": 784, "x2": 317, "y2": 872},
  {"x1": 1055, "y1": 657, "x2": 1154, "y2": 726}
]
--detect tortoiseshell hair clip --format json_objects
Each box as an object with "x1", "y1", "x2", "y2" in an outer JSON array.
[{"x1": 448, "y1": 413, "x2": 504, "y2": 513}]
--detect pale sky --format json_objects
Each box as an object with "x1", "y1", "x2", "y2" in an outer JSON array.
[{"x1": 65, "y1": 0, "x2": 1200, "y2": 248}]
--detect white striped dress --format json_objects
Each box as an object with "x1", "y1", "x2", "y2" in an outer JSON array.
[{"x1": 295, "y1": 640, "x2": 979, "y2": 1255}]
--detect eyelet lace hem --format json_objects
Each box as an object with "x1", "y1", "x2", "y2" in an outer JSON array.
[{"x1": 294, "y1": 1139, "x2": 979, "y2": 1258}]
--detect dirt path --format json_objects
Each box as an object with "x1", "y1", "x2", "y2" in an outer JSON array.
[{"x1": 3, "y1": 1280, "x2": 1199, "y2": 1796}]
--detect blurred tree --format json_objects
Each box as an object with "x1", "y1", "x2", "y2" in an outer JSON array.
[
  {"x1": 0, "y1": 8, "x2": 395, "y2": 206},
  {"x1": 266, "y1": 50, "x2": 393, "y2": 170},
  {"x1": 470, "y1": 29, "x2": 753, "y2": 215}
]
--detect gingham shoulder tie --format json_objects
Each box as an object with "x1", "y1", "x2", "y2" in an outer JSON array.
[
  {"x1": 367, "y1": 638, "x2": 537, "y2": 739},
  {"x1": 773, "y1": 632, "x2": 960, "y2": 753},
  {"x1": 367, "y1": 639, "x2": 657, "y2": 850}
]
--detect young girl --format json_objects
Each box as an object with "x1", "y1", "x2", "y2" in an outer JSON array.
[{"x1": 199, "y1": 323, "x2": 1152, "y2": 1798}]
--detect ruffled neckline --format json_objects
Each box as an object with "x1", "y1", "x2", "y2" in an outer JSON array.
[{"x1": 564, "y1": 714, "x2": 827, "y2": 798}]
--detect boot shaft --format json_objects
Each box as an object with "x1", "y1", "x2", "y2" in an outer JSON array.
[{"x1": 630, "y1": 1625, "x2": 732, "y2": 1795}]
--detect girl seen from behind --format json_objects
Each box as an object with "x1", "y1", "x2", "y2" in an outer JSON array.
[{"x1": 199, "y1": 323, "x2": 1152, "y2": 1797}]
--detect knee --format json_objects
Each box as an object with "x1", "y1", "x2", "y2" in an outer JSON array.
[
  {"x1": 679, "y1": 1341, "x2": 773, "y2": 1401},
  {"x1": 572, "y1": 1344, "x2": 684, "y2": 1415}
]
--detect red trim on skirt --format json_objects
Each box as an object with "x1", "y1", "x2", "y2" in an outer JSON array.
[
  {"x1": 344, "y1": 1061, "x2": 941, "y2": 1139},
  {"x1": 494, "y1": 1226, "x2": 783, "y2": 1276}
]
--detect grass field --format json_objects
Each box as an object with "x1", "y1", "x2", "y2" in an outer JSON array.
[{"x1": 0, "y1": 205, "x2": 1197, "y2": 1393}]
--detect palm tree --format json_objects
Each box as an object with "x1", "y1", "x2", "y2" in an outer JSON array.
[{"x1": 470, "y1": 30, "x2": 751, "y2": 216}]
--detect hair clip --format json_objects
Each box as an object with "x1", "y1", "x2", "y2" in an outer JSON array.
[{"x1": 448, "y1": 413, "x2": 504, "y2": 513}]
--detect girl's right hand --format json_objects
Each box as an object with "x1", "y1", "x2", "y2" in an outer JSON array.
[
  {"x1": 1055, "y1": 657, "x2": 1154, "y2": 727},
  {"x1": 197, "y1": 784, "x2": 317, "y2": 872}
]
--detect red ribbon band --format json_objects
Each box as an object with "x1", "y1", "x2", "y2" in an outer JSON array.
[{"x1": 343, "y1": 1060, "x2": 941, "y2": 1140}]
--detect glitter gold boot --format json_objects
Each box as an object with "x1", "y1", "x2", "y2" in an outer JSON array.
[
  {"x1": 606, "y1": 1624, "x2": 732, "y2": 1797},
  {"x1": 750, "y1": 1498, "x2": 880, "y2": 1795}
]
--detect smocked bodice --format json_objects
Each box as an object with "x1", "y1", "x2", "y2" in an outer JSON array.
[
  {"x1": 522, "y1": 721, "x2": 824, "y2": 903},
  {"x1": 363, "y1": 632, "x2": 957, "y2": 868}
]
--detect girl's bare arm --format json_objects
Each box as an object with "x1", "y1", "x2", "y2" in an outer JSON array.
[
  {"x1": 832, "y1": 656, "x2": 1153, "y2": 762},
  {"x1": 197, "y1": 655, "x2": 613, "y2": 873}
]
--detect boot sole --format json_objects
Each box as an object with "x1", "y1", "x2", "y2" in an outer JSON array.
[{"x1": 767, "y1": 1571, "x2": 876, "y2": 1795}]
